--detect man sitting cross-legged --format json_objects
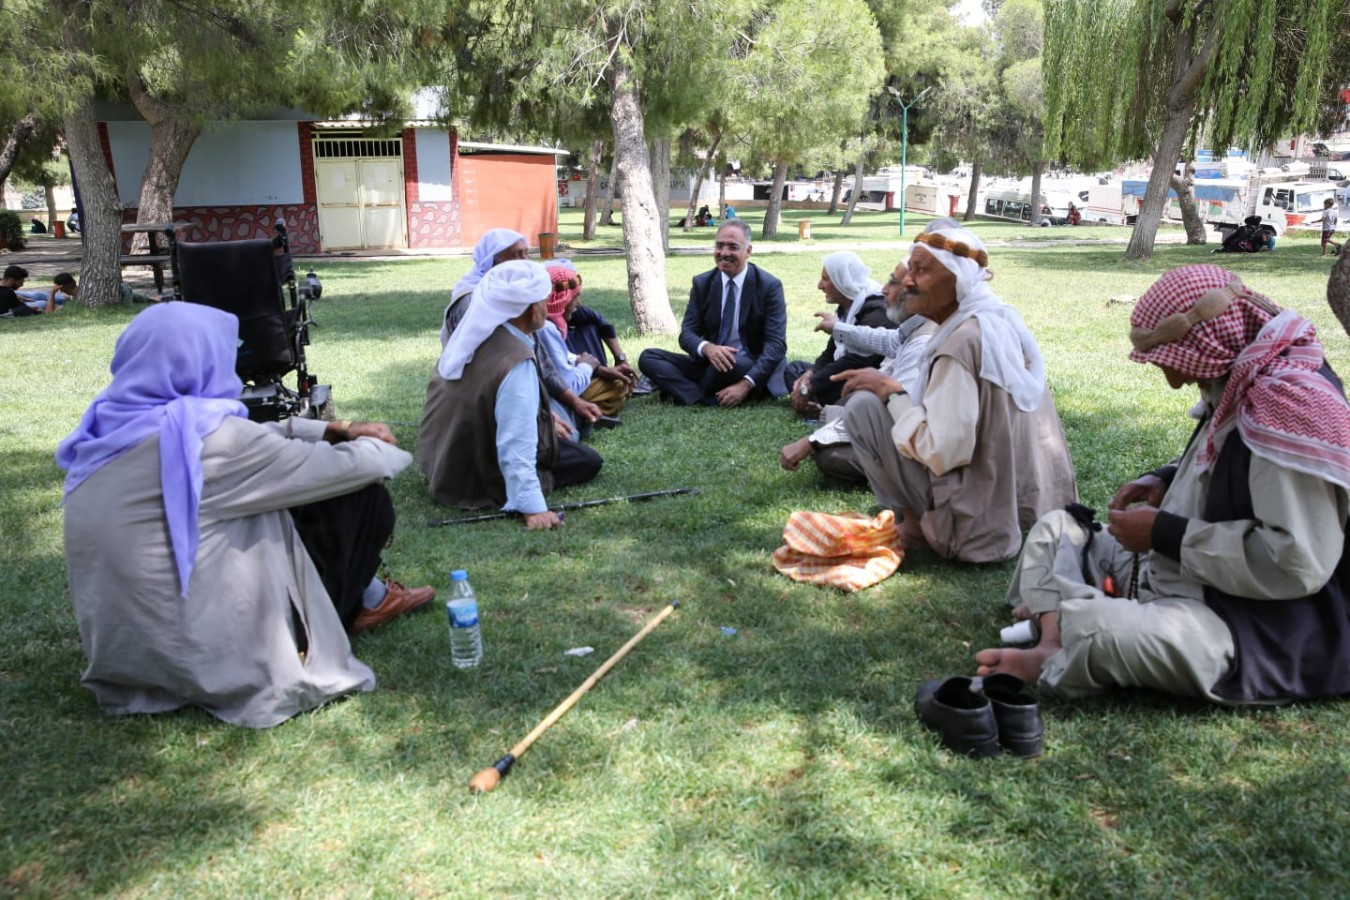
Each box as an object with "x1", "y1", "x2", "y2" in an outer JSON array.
[
  {"x1": 779, "y1": 256, "x2": 935, "y2": 484},
  {"x1": 836, "y1": 225, "x2": 1077, "y2": 562},
  {"x1": 976, "y1": 264, "x2": 1350, "y2": 706},
  {"x1": 419, "y1": 260, "x2": 602, "y2": 530}
]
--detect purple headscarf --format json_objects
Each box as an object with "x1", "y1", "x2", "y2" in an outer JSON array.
[{"x1": 56, "y1": 303, "x2": 247, "y2": 595}]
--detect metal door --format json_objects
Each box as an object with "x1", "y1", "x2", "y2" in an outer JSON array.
[{"x1": 313, "y1": 136, "x2": 406, "y2": 251}]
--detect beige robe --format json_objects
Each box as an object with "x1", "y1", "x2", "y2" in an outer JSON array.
[
  {"x1": 64, "y1": 416, "x2": 411, "y2": 728},
  {"x1": 888, "y1": 317, "x2": 1077, "y2": 562}
]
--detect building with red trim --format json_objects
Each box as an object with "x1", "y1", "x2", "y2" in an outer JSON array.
[{"x1": 94, "y1": 104, "x2": 564, "y2": 254}]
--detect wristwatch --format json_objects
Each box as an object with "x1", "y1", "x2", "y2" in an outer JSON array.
[
  {"x1": 616, "y1": 353, "x2": 628, "y2": 363},
  {"x1": 799, "y1": 382, "x2": 810, "y2": 396}
]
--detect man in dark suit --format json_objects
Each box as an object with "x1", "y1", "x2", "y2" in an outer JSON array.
[
  {"x1": 638, "y1": 220, "x2": 787, "y2": 407},
  {"x1": 784, "y1": 250, "x2": 897, "y2": 417}
]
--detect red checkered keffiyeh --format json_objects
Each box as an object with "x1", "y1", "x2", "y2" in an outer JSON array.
[
  {"x1": 1129, "y1": 264, "x2": 1350, "y2": 491},
  {"x1": 546, "y1": 265, "x2": 582, "y2": 338}
]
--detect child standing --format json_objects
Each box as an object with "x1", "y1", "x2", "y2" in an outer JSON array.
[{"x1": 1320, "y1": 198, "x2": 1342, "y2": 257}]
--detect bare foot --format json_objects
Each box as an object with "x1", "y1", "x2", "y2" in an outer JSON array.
[
  {"x1": 898, "y1": 510, "x2": 930, "y2": 552},
  {"x1": 974, "y1": 646, "x2": 1054, "y2": 684}
]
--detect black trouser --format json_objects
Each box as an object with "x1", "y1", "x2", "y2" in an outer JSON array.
[
  {"x1": 550, "y1": 439, "x2": 604, "y2": 489},
  {"x1": 290, "y1": 483, "x2": 396, "y2": 631},
  {"x1": 637, "y1": 347, "x2": 756, "y2": 405}
]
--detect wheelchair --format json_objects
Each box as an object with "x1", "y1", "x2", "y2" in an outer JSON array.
[{"x1": 168, "y1": 222, "x2": 332, "y2": 422}]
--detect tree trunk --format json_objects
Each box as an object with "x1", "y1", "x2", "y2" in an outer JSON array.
[
  {"x1": 1328, "y1": 247, "x2": 1350, "y2": 339},
  {"x1": 648, "y1": 136, "x2": 671, "y2": 254},
  {"x1": 1028, "y1": 160, "x2": 1045, "y2": 226},
  {"x1": 827, "y1": 169, "x2": 844, "y2": 215},
  {"x1": 1170, "y1": 172, "x2": 1207, "y2": 244},
  {"x1": 583, "y1": 138, "x2": 603, "y2": 241},
  {"x1": 44, "y1": 184, "x2": 59, "y2": 235},
  {"x1": 610, "y1": 57, "x2": 675, "y2": 335},
  {"x1": 841, "y1": 153, "x2": 864, "y2": 225},
  {"x1": 64, "y1": 96, "x2": 123, "y2": 307},
  {"x1": 762, "y1": 161, "x2": 788, "y2": 239},
  {"x1": 600, "y1": 152, "x2": 618, "y2": 226},
  {"x1": 1124, "y1": 8, "x2": 1216, "y2": 261},
  {"x1": 0, "y1": 112, "x2": 40, "y2": 194},
  {"x1": 128, "y1": 77, "x2": 202, "y2": 254},
  {"x1": 964, "y1": 160, "x2": 982, "y2": 221},
  {"x1": 718, "y1": 162, "x2": 727, "y2": 214},
  {"x1": 682, "y1": 130, "x2": 721, "y2": 233}
]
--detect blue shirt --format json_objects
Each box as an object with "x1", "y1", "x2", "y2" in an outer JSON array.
[
  {"x1": 496, "y1": 324, "x2": 548, "y2": 515},
  {"x1": 536, "y1": 321, "x2": 592, "y2": 395}
]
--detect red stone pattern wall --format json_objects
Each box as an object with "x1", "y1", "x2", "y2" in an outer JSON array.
[
  {"x1": 121, "y1": 205, "x2": 321, "y2": 253},
  {"x1": 298, "y1": 123, "x2": 317, "y2": 207},
  {"x1": 404, "y1": 127, "x2": 464, "y2": 249}
]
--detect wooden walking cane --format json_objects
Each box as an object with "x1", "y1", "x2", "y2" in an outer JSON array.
[{"x1": 468, "y1": 602, "x2": 680, "y2": 793}]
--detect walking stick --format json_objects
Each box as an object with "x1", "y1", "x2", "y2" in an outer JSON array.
[
  {"x1": 468, "y1": 602, "x2": 679, "y2": 793},
  {"x1": 428, "y1": 487, "x2": 698, "y2": 527}
]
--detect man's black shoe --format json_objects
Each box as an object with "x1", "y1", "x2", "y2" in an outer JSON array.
[{"x1": 914, "y1": 676, "x2": 1000, "y2": 759}]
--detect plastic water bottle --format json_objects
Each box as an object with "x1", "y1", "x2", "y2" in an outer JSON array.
[{"x1": 447, "y1": 569, "x2": 482, "y2": 669}]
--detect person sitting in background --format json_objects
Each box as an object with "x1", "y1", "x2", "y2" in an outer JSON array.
[
  {"x1": 29, "y1": 218, "x2": 46, "y2": 234},
  {"x1": 780, "y1": 257, "x2": 935, "y2": 484},
  {"x1": 552, "y1": 260, "x2": 637, "y2": 382},
  {"x1": 545, "y1": 264, "x2": 633, "y2": 417},
  {"x1": 440, "y1": 228, "x2": 529, "y2": 346},
  {"x1": 975, "y1": 264, "x2": 1350, "y2": 707},
  {"x1": 17, "y1": 271, "x2": 78, "y2": 311},
  {"x1": 0, "y1": 265, "x2": 54, "y2": 317},
  {"x1": 839, "y1": 225, "x2": 1076, "y2": 562},
  {"x1": 419, "y1": 260, "x2": 602, "y2": 529},
  {"x1": 784, "y1": 251, "x2": 897, "y2": 417},
  {"x1": 57, "y1": 303, "x2": 433, "y2": 729}
]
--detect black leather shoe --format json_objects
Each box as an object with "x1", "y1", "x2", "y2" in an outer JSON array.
[
  {"x1": 980, "y1": 673, "x2": 1045, "y2": 758},
  {"x1": 914, "y1": 676, "x2": 1000, "y2": 759}
]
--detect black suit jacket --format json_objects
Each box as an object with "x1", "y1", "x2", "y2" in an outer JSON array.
[
  {"x1": 678, "y1": 263, "x2": 788, "y2": 395},
  {"x1": 807, "y1": 293, "x2": 896, "y2": 397}
]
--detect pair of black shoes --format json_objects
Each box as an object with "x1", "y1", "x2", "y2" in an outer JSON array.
[{"x1": 914, "y1": 674, "x2": 1044, "y2": 758}]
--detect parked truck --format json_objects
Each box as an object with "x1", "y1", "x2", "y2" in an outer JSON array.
[{"x1": 1120, "y1": 172, "x2": 1342, "y2": 240}]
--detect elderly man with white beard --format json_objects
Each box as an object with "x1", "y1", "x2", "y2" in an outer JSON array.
[
  {"x1": 836, "y1": 226, "x2": 1077, "y2": 563},
  {"x1": 779, "y1": 256, "x2": 937, "y2": 484}
]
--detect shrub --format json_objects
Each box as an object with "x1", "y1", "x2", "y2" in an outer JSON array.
[{"x1": 0, "y1": 210, "x2": 26, "y2": 251}]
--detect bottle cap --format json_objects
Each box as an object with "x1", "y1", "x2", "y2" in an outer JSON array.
[
  {"x1": 451, "y1": 569, "x2": 468, "y2": 581},
  {"x1": 1000, "y1": 620, "x2": 1036, "y2": 645}
]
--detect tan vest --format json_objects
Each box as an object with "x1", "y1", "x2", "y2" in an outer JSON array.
[{"x1": 418, "y1": 327, "x2": 558, "y2": 509}]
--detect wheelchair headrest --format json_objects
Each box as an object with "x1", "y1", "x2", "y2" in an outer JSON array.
[{"x1": 176, "y1": 238, "x2": 285, "y2": 321}]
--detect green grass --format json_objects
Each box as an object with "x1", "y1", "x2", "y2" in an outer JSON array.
[{"x1": 4, "y1": 234, "x2": 1350, "y2": 896}]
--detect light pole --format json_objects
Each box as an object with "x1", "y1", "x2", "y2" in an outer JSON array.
[{"x1": 888, "y1": 85, "x2": 932, "y2": 236}]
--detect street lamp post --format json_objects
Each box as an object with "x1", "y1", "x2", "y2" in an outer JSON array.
[{"x1": 888, "y1": 86, "x2": 932, "y2": 237}]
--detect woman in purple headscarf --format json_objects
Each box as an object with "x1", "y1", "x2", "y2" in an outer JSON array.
[{"x1": 57, "y1": 303, "x2": 433, "y2": 728}]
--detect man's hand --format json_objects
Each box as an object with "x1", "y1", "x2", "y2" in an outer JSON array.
[
  {"x1": 1109, "y1": 474, "x2": 1168, "y2": 511},
  {"x1": 780, "y1": 437, "x2": 813, "y2": 471},
  {"x1": 524, "y1": 511, "x2": 563, "y2": 530},
  {"x1": 551, "y1": 412, "x2": 573, "y2": 439},
  {"x1": 327, "y1": 420, "x2": 398, "y2": 445},
  {"x1": 814, "y1": 310, "x2": 838, "y2": 333},
  {"x1": 596, "y1": 365, "x2": 633, "y2": 387},
  {"x1": 571, "y1": 397, "x2": 602, "y2": 424},
  {"x1": 716, "y1": 379, "x2": 753, "y2": 408},
  {"x1": 790, "y1": 371, "x2": 816, "y2": 415},
  {"x1": 833, "y1": 368, "x2": 904, "y2": 400},
  {"x1": 703, "y1": 343, "x2": 738, "y2": 373},
  {"x1": 577, "y1": 352, "x2": 604, "y2": 370},
  {"x1": 613, "y1": 361, "x2": 638, "y2": 385},
  {"x1": 1107, "y1": 506, "x2": 1157, "y2": 553}
]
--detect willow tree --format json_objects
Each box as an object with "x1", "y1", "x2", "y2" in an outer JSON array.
[{"x1": 1044, "y1": 0, "x2": 1343, "y2": 260}]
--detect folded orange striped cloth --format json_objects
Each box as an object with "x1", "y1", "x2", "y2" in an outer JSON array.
[{"x1": 772, "y1": 509, "x2": 905, "y2": 591}]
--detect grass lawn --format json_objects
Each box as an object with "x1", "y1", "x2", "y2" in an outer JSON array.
[{"x1": 4, "y1": 232, "x2": 1350, "y2": 896}]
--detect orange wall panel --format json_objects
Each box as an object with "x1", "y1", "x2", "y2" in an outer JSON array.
[{"x1": 457, "y1": 154, "x2": 558, "y2": 249}]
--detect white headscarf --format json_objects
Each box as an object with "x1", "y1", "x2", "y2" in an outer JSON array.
[
  {"x1": 437, "y1": 260, "x2": 551, "y2": 380},
  {"x1": 822, "y1": 251, "x2": 883, "y2": 361},
  {"x1": 907, "y1": 226, "x2": 1045, "y2": 411},
  {"x1": 440, "y1": 228, "x2": 528, "y2": 346}
]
